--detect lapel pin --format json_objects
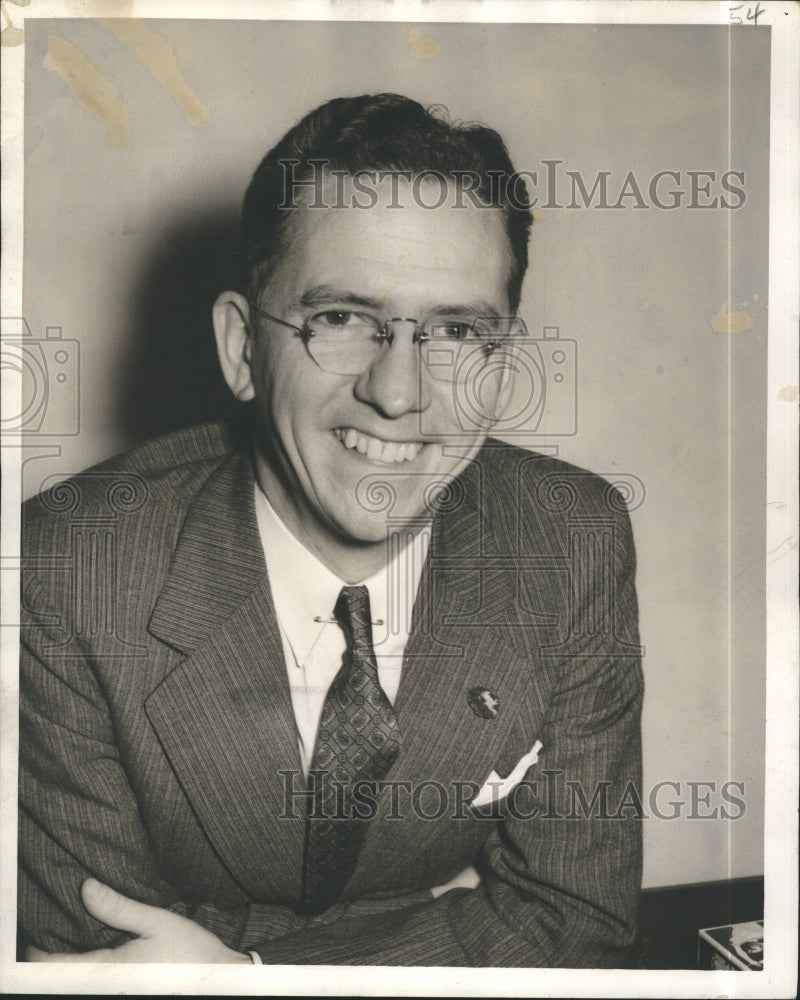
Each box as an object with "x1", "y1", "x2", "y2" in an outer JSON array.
[{"x1": 467, "y1": 686, "x2": 499, "y2": 719}]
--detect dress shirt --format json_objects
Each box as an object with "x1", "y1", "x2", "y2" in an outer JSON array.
[{"x1": 254, "y1": 484, "x2": 431, "y2": 777}]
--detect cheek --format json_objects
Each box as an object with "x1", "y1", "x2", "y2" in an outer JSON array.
[
  {"x1": 256, "y1": 349, "x2": 309, "y2": 428},
  {"x1": 424, "y1": 370, "x2": 506, "y2": 436}
]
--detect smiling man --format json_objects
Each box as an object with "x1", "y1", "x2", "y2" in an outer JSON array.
[{"x1": 20, "y1": 94, "x2": 644, "y2": 967}]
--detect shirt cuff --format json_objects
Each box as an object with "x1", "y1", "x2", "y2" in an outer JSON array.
[{"x1": 246, "y1": 949, "x2": 262, "y2": 965}]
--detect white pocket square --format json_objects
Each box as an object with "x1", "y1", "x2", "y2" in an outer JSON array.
[{"x1": 471, "y1": 740, "x2": 543, "y2": 809}]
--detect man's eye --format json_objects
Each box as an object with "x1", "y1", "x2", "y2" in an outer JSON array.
[
  {"x1": 319, "y1": 310, "x2": 355, "y2": 327},
  {"x1": 433, "y1": 321, "x2": 474, "y2": 341}
]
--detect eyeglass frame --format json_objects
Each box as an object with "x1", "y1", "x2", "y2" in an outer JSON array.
[{"x1": 245, "y1": 299, "x2": 528, "y2": 376}]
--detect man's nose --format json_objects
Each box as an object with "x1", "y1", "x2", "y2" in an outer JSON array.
[{"x1": 353, "y1": 324, "x2": 431, "y2": 418}]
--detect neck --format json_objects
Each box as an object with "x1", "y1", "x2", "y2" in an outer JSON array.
[{"x1": 297, "y1": 531, "x2": 398, "y2": 585}]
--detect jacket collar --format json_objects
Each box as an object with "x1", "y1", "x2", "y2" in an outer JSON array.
[{"x1": 148, "y1": 449, "x2": 266, "y2": 653}]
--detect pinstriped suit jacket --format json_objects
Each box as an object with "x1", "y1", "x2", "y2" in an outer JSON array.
[{"x1": 19, "y1": 421, "x2": 643, "y2": 967}]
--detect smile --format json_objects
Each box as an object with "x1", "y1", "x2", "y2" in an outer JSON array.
[{"x1": 333, "y1": 428, "x2": 423, "y2": 464}]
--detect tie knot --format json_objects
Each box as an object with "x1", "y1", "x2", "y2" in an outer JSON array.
[{"x1": 333, "y1": 585, "x2": 372, "y2": 648}]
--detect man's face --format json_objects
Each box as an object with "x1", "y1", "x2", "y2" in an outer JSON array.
[{"x1": 241, "y1": 177, "x2": 515, "y2": 551}]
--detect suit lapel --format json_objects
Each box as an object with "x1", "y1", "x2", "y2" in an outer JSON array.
[
  {"x1": 145, "y1": 452, "x2": 306, "y2": 902},
  {"x1": 396, "y1": 445, "x2": 547, "y2": 770},
  {"x1": 349, "y1": 449, "x2": 551, "y2": 889}
]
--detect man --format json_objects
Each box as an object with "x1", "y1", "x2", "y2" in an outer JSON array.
[{"x1": 19, "y1": 93, "x2": 643, "y2": 966}]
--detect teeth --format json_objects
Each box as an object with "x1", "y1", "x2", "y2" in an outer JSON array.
[{"x1": 335, "y1": 428, "x2": 422, "y2": 464}]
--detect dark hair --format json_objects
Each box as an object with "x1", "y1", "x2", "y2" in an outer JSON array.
[{"x1": 240, "y1": 93, "x2": 532, "y2": 310}]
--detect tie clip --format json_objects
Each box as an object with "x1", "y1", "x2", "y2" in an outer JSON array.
[{"x1": 314, "y1": 615, "x2": 385, "y2": 626}]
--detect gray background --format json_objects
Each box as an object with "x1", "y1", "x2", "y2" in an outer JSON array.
[{"x1": 21, "y1": 19, "x2": 769, "y2": 890}]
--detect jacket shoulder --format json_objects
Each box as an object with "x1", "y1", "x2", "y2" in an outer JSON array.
[
  {"x1": 22, "y1": 421, "x2": 243, "y2": 544},
  {"x1": 477, "y1": 439, "x2": 628, "y2": 515}
]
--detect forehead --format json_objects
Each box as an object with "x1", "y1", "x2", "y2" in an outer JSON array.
[{"x1": 272, "y1": 175, "x2": 511, "y2": 309}]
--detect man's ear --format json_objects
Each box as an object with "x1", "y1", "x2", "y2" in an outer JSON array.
[{"x1": 213, "y1": 291, "x2": 256, "y2": 402}]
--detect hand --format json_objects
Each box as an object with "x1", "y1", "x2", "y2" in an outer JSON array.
[{"x1": 25, "y1": 879, "x2": 253, "y2": 964}]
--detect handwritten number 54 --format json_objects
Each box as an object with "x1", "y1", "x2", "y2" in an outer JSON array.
[{"x1": 729, "y1": 2, "x2": 764, "y2": 25}]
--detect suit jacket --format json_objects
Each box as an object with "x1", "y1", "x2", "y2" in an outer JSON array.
[{"x1": 19, "y1": 421, "x2": 644, "y2": 966}]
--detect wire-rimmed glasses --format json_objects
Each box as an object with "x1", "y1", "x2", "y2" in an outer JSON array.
[{"x1": 247, "y1": 302, "x2": 528, "y2": 382}]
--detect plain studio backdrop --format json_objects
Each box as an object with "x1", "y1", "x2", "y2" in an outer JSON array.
[{"x1": 20, "y1": 19, "x2": 768, "y2": 892}]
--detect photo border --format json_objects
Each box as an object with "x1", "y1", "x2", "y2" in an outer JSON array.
[{"x1": 1, "y1": 1, "x2": 796, "y2": 996}]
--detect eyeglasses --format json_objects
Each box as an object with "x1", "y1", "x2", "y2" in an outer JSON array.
[{"x1": 247, "y1": 301, "x2": 528, "y2": 381}]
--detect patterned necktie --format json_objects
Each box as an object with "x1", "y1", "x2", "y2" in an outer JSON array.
[{"x1": 302, "y1": 585, "x2": 402, "y2": 914}]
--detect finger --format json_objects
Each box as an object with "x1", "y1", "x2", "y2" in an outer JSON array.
[{"x1": 80, "y1": 879, "x2": 168, "y2": 938}]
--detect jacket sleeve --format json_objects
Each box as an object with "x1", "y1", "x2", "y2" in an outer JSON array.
[{"x1": 250, "y1": 506, "x2": 645, "y2": 966}]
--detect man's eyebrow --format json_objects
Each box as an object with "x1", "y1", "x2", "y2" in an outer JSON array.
[
  {"x1": 299, "y1": 286, "x2": 503, "y2": 319},
  {"x1": 425, "y1": 301, "x2": 502, "y2": 320},
  {"x1": 299, "y1": 286, "x2": 381, "y2": 310}
]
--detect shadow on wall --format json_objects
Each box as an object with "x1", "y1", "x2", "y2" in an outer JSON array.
[{"x1": 114, "y1": 209, "x2": 243, "y2": 444}]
